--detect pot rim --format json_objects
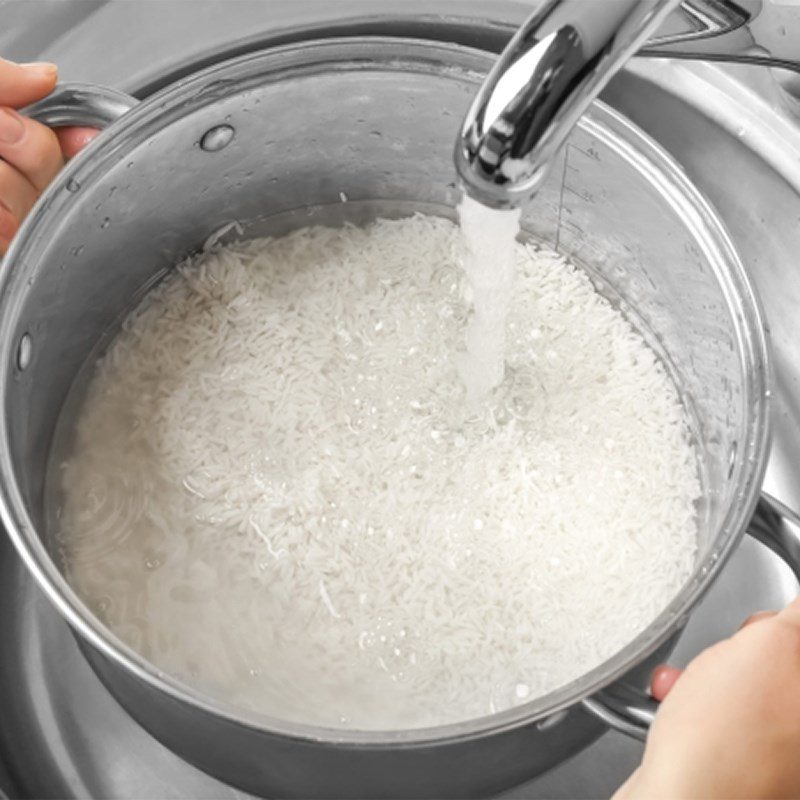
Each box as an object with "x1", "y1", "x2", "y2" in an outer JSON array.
[{"x1": 0, "y1": 35, "x2": 772, "y2": 747}]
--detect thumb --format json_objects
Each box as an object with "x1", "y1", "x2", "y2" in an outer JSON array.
[{"x1": 0, "y1": 58, "x2": 58, "y2": 107}]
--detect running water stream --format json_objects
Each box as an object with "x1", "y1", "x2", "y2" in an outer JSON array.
[{"x1": 456, "y1": 195, "x2": 522, "y2": 405}]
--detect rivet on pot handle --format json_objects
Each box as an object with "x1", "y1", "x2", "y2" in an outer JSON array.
[
  {"x1": 582, "y1": 492, "x2": 800, "y2": 741},
  {"x1": 22, "y1": 82, "x2": 139, "y2": 128}
]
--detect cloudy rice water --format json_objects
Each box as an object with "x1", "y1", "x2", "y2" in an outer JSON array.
[{"x1": 55, "y1": 212, "x2": 699, "y2": 729}]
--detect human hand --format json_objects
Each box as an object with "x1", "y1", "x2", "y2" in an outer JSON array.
[
  {"x1": 614, "y1": 597, "x2": 800, "y2": 799},
  {"x1": 0, "y1": 58, "x2": 98, "y2": 255}
]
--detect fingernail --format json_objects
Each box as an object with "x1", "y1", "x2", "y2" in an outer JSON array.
[
  {"x1": 0, "y1": 109, "x2": 24, "y2": 144},
  {"x1": 20, "y1": 61, "x2": 58, "y2": 79}
]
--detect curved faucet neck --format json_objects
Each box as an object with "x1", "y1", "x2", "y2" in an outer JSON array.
[
  {"x1": 455, "y1": 0, "x2": 681, "y2": 209},
  {"x1": 455, "y1": 0, "x2": 795, "y2": 209}
]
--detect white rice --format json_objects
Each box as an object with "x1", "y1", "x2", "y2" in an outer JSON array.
[{"x1": 57, "y1": 214, "x2": 699, "y2": 730}]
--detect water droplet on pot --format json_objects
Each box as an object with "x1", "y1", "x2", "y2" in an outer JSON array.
[
  {"x1": 17, "y1": 333, "x2": 32, "y2": 371},
  {"x1": 66, "y1": 178, "x2": 81, "y2": 193},
  {"x1": 101, "y1": 218, "x2": 111, "y2": 229},
  {"x1": 200, "y1": 124, "x2": 236, "y2": 152},
  {"x1": 71, "y1": 245, "x2": 84, "y2": 257}
]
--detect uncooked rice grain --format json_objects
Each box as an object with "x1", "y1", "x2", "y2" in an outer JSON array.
[{"x1": 58, "y1": 214, "x2": 699, "y2": 729}]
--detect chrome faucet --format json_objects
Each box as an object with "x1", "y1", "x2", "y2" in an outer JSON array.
[{"x1": 455, "y1": 0, "x2": 800, "y2": 209}]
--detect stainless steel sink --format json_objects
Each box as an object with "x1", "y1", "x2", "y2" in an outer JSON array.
[{"x1": 0, "y1": 3, "x2": 798, "y2": 798}]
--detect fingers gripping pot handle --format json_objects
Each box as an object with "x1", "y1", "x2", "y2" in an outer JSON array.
[
  {"x1": 582, "y1": 492, "x2": 800, "y2": 741},
  {"x1": 22, "y1": 82, "x2": 138, "y2": 128},
  {"x1": 1, "y1": 83, "x2": 140, "y2": 262}
]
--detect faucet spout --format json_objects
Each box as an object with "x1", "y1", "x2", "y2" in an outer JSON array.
[{"x1": 455, "y1": 0, "x2": 682, "y2": 209}]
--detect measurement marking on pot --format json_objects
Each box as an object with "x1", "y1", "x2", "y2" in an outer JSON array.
[
  {"x1": 563, "y1": 185, "x2": 594, "y2": 203},
  {"x1": 555, "y1": 145, "x2": 571, "y2": 250}
]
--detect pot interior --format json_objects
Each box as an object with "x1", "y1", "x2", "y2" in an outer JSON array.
[{"x1": 0, "y1": 38, "x2": 768, "y2": 736}]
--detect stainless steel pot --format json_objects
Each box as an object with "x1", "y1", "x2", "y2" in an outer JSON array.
[{"x1": 0, "y1": 35, "x2": 794, "y2": 799}]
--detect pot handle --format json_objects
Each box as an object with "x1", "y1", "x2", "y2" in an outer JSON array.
[
  {"x1": 22, "y1": 82, "x2": 138, "y2": 128},
  {"x1": 581, "y1": 492, "x2": 800, "y2": 741}
]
